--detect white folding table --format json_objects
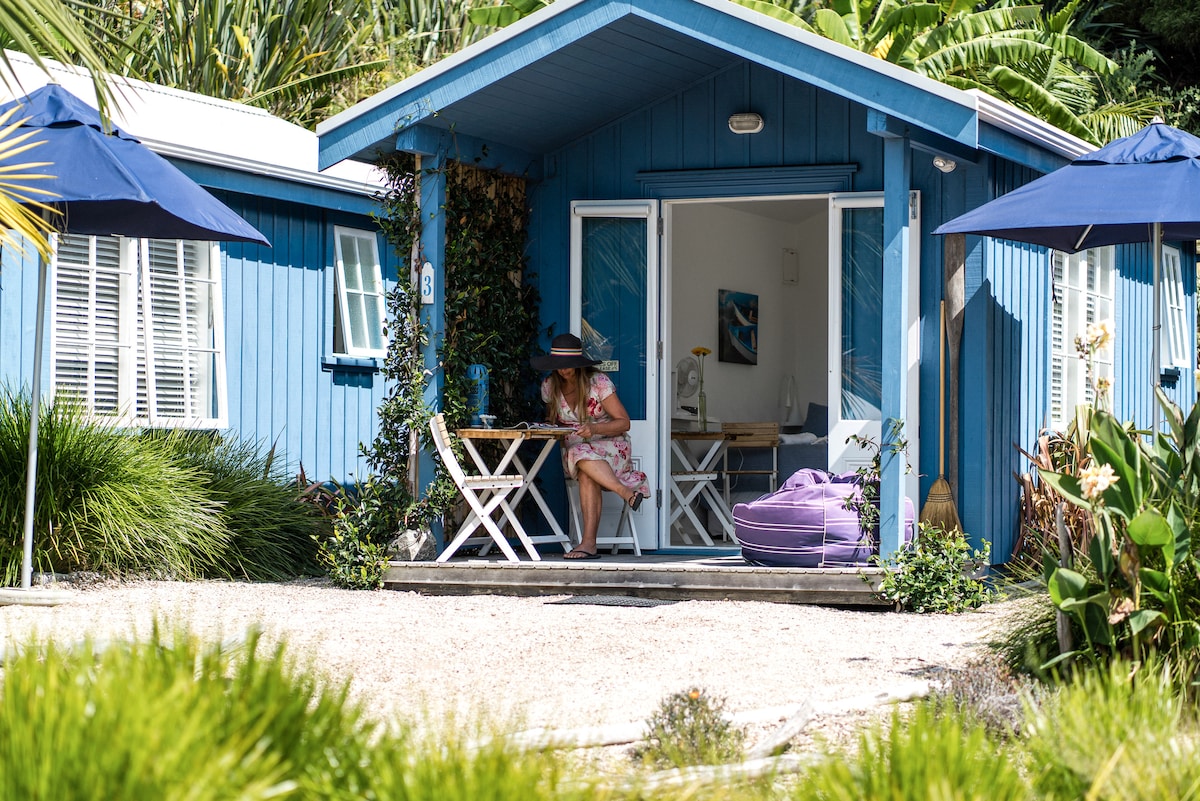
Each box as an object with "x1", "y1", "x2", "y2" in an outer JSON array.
[
  {"x1": 669, "y1": 431, "x2": 736, "y2": 545},
  {"x1": 456, "y1": 426, "x2": 575, "y2": 557}
]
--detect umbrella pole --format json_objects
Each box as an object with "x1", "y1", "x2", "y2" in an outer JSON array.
[
  {"x1": 20, "y1": 253, "x2": 48, "y2": 590},
  {"x1": 1152, "y1": 222, "x2": 1162, "y2": 436}
]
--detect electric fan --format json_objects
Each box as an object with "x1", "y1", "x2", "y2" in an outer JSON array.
[{"x1": 674, "y1": 355, "x2": 700, "y2": 415}]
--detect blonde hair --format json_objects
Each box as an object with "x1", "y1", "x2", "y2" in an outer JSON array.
[{"x1": 546, "y1": 366, "x2": 597, "y2": 425}]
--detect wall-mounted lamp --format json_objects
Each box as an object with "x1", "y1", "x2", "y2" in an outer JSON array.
[
  {"x1": 728, "y1": 112, "x2": 764, "y2": 135},
  {"x1": 933, "y1": 156, "x2": 957, "y2": 173}
]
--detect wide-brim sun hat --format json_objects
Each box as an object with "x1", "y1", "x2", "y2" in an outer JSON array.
[{"x1": 530, "y1": 333, "x2": 601, "y2": 371}]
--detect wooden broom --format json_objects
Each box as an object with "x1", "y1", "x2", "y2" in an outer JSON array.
[{"x1": 920, "y1": 301, "x2": 962, "y2": 533}]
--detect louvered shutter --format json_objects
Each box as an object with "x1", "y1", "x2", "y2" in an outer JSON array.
[
  {"x1": 140, "y1": 239, "x2": 225, "y2": 427},
  {"x1": 51, "y1": 234, "x2": 136, "y2": 418}
]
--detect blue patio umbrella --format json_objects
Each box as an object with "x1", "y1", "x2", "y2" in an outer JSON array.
[
  {"x1": 934, "y1": 120, "x2": 1200, "y2": 429},
  {"x1": 0, "y1": 84, "x2": 269, "y2": 591}
]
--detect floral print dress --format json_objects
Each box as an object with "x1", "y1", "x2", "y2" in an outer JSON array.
[{"x1": 541, "y1": 372, "x2": 650, "y2": 497}]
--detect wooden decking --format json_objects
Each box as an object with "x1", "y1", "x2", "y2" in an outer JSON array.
[{"x1": 384, "y1": 553, "x2": 889, "y2": 607}]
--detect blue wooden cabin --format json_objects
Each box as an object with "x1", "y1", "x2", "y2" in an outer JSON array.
[
  {"x1": 0, "y1": 53, "x2": 398, "y2": 486},
  {"x1": 319, "y1": 0, "x2": 1196, "y2": 563}
]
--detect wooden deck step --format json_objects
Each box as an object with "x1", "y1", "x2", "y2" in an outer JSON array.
[{"x1": 384, "y1": 555, "x2": 889, "y2": 606}]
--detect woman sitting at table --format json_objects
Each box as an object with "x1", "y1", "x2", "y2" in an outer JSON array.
[{"x1": 532, "y1": 333, "x2": 649, "y2": 560}]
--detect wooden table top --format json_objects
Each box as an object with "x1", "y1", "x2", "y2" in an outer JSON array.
[
  {"x1": 670, "y1": 430, "x2": 728, "y2": 440},
  {"x1": 457, "y1": 426, "x2": 574, "y2": 439}
]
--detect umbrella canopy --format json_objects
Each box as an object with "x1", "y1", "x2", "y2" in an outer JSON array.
[
  {"x1": 0, "y1": 85, "x2": 269, "y2": 244},
  {"x1": 934, "y1": 120, "x2": 1200, "y2": 435},
  {"x1": 935, "y1": 121, "x2": 1200, "y2": 252},
  {"x1": 0, "y1": 84, "x2": 268, "y2": 591}
]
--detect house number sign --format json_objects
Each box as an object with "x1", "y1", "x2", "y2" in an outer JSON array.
[{"x1": 420, "y1": 262, "x2": 435, "y2": 304}]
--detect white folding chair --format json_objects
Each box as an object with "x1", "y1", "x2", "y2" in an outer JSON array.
[
  {"x1": 564, "y1": 478, "x2": 642, "y2": 556},
  {"x1": 429, "y1": 413, "x2": 539, "y2": 562}
]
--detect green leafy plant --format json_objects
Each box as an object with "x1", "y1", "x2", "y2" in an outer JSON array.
[
  {"x1": 874, "y1": 523, "x2": 996, "y2": 613},
  {"x1": 635, "y1": 688, "x2": 746, "y2": 769},
  {"x1": 314, "y1": 484, "x2": 388, "y2": 590},
  {"x1": 1038, "y1": 389, "x2": 1200, "y2": 679},
  {"x1": 363, "y1": 154, "x2": 541, "y2": 544},
  {"x1": 843, "y1": 421, "x2": 911, "y2": 539}
]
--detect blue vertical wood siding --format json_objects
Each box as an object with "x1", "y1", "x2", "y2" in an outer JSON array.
[
  {"x1": 0, "y1": 192, "x2": 394, "y2": 488},
  {"x1": 219, "y1": 192, "x2": 397, "y2": 485}
]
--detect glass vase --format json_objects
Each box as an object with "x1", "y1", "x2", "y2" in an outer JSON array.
[{"x1": 698, "y1": 390, "x2": 708, "y2": 432}]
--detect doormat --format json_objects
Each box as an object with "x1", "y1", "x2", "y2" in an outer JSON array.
[{"x1": 547, "y1": 595, "x2": 678, "y2": 608}]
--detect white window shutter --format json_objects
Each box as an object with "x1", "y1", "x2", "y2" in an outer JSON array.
[{"x1": 50, "y1": 234, "x2": 226, "y2": 429}]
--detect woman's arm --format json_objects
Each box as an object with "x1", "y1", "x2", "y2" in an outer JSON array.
[{"x1": 576, "y1": 392, "x2": 631, "y2": 439}]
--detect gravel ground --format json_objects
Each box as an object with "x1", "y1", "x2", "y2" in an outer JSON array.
[{"x1": 0, "y1": 578, "x2": 1014, "y2": 744}]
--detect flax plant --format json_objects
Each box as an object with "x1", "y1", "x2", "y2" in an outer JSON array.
[
  {"x1": 151, "y1": 430, "x2": 324, "y2": 581},
  {"x1": 0, "y1": 388, "x2": 226, "y2": 583}
]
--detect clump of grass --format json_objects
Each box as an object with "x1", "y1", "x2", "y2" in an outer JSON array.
[
  {"x1": 0, "y1": 623, "x2": 594, "y2": 801},
  {"x1": 151, "y1": 431, "x2": 324, "y2": 580},
  {"x1": 1023, "y1": 658, "x2": 1200, "y2": 801},
  {"x1": 791, "y1": 701, "x2": 1029, "y2": 801},
  {"x1": 635, "y1": 688, "x2": 746, "y2": 769},
  {"x1": 0, "y1": 623, "x2": 377, "y2": 799},
  {"x1": 0, "y1": 389, "x2": 228, "y2": 584}
]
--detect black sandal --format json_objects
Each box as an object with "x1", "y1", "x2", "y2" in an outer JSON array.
[{"x1": 628, "y1": 492, "x2": 644, "y2": 512}]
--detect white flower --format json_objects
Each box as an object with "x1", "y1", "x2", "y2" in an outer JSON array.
[
  {"x1": 1080, "y1": 463, "x2": 1119, "y2": 500},
  {"x1": 1085, "y1": 320, "x2": 1113, "y2": 353}
]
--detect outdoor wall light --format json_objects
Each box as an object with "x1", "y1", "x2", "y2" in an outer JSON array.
[
  {"x1": 728, "y1": 112, "x2": 765, "y2": 134},
  {"x1": 933, "y1": 156, "x2": 957, "y2": 173}
]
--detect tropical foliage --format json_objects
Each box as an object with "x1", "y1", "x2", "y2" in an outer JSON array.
[
  {"x1": 0, "y1": 0, "x2": 124, "y2": 255},
  {"x1": 1037, "y1": 390, "x2": 1200, "y2": 681}
]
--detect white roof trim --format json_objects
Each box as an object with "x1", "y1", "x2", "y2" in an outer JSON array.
[{"x1": 969, "y1": 89, "x2": 1093, "y2": 160}]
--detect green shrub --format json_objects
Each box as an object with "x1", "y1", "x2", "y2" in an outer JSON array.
[
  {"x1": 0, "y1": 389, "x2": 229, "y2": 584},
  {"x1": 314, "y1": 481, "x2": 389, "y2": 590},
  {"x1": 635, "y1": 688, "x2": 746, "y2": 769},
  {"x1": 791, "y1": 702, "x2": 1029, "y2": 801},
  {"x1": 152, "y1": 431, "x2": 324, "y2": 580},
  {"x1": 873, "y1": 524, "x2": 997, "y2": 613}
]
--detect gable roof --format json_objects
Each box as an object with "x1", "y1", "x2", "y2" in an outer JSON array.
[{"x1": 318, "y1": 0, "x2": 1090, "y2": 171}]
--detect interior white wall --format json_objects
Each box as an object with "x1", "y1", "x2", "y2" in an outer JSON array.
[{"x1": 670, "y1": 199, "x2": 828, "y2": 426}]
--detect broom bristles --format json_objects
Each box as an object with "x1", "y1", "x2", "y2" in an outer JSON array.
[{"x1": 919, "y1": 476, "x2": 962, "y2": 533}]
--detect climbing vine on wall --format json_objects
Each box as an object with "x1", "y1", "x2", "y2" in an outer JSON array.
[{"x1": 360, "y1": 153, "x2": 542, "y2": 536}]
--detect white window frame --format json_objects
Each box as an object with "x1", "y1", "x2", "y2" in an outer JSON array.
[
  {"x1": 1161, "y1": 244, "x2": 1190, "y2": 369},
  {"x1": 1050, "y1": 247, "x2": 1114, "y2": 430},
  {"x1": 49, "y1": 233, "x2": 228, "y2": 429},
  {"x1": 333, "y1": 226, "x2": 386, "y2": 358}
]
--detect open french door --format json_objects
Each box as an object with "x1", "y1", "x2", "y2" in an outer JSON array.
[
  {"x1": 827, "y1": 192, "x2": 920, "y2": 501},
  {"x1": 569, "y1": 200, "x2": 660, "y2": 549}
]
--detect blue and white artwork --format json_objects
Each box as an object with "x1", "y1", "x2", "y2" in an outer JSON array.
[{"x1": 718, "y1": 289, "x2": 758, "y2": 365}]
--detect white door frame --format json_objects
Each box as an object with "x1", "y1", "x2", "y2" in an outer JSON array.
[
  {"x1": 569, "y1": 200, "x2": 660, "y2": 549},
  {"x1": 827, "y1": 191, "x2": 921, "y2": 502}
]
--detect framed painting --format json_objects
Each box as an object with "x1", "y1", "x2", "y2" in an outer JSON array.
[{"x1": 718, "y1": 289, "x2": 757, "y2": 365}]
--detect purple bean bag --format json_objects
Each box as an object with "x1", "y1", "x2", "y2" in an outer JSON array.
[{"x1": 733, "y1": 469, "x2": 915, "y2": 567}]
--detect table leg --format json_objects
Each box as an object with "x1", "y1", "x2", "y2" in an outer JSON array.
[{"x1": 510, "y1": 440, "x2": 573, "y2": 552}]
